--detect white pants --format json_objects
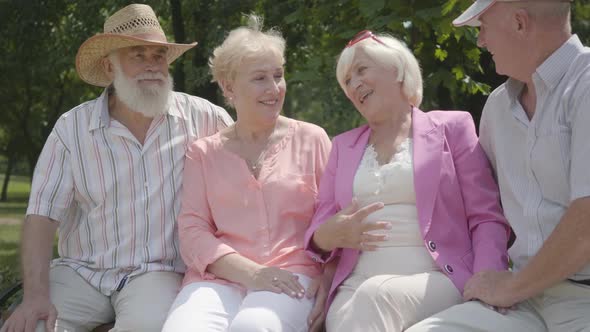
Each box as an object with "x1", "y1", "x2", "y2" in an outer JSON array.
[
  {"x1": 36, "y1": 265, "x2": 182, "y2": 332},
  {"x1": 162, "y1": 274, "x2": 314, "y2": 332},
  {"x1": 407, "y1": 280, "x2": 590, "y2": 332},
  {"x1": 326, "y1": 272, "x2": 462, "y2": 332}
]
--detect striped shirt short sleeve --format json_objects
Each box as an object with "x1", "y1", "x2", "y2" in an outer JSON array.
[{"x1": 26, "y1": 90, "x2": 233, "y2": 295}]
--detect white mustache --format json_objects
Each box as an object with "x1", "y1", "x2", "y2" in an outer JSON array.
[{"x1": 135, "y1": 72, "x2": 167, "y2": 81}]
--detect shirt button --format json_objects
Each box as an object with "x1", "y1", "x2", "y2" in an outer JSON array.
[
  {"x1": 144, "y1": 182, "x2": 148, "y2": 187},
  {"x1": 312, "y1": 257, "x2": 318, "y2": 262},
  {"x1": 427, "y1": 241, "x2": 436, "y2": 252},
  {"x1": 444, "y1": 264, "x2": 454, "y2": 274}
]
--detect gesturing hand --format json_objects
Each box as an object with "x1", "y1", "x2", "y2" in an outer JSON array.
[
  {"x1": 249, "y1": 266, "x2": 305, "y2": 299},
  {"x1": 312, "y1": 200, "x2": 390, "y2": 252}
]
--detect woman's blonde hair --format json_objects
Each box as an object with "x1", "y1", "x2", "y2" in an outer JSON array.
[
  {"x1": 336, "y1": 33, "x2": 423, "y2": 107},
  {"x1": 209, "y1": 14, "x2": 285, "y2": 105}
]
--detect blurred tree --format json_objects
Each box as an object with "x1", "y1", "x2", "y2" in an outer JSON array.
[{"x1": 0, "y1": 0, "x2": 588, "y2": 200}]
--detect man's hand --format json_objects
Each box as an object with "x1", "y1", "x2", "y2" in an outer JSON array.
[
  {"x1": 0, "y1": 295, "x2": 57, "y2": 332},
  {"x1": 463, "y1": 270, "x2": 521, "y2": 308}
]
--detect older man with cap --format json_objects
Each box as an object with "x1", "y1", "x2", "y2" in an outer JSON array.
[
  {"x1": 0, "y1": 4, "x2": 232, "y2": 332},
  {"x1": 407, "y1": 0, "x2": 590, "y2": 331}
]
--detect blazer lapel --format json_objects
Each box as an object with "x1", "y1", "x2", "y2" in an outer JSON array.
[
  {"x1": 412, "y1": 108, "x2": 443, "y2": 235},
  {"x1": 335, "y1": 125, "x2": 371, "y2": 209}
]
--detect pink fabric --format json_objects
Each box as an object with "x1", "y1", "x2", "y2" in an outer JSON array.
[
  {"x1": 304, "y1": 108, "x2": 510, "y2": 308},
  {"x1": 179, "y1": 119, "x2": 331, "y2": 288}
]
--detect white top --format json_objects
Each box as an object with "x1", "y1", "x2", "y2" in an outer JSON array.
[
  {"x1": 351, "y1": 138, "x2": 438, "y2": 275},
  {"x1": 27, "y1": 90, "x2": 233, "y2": 295},
  {"x1": 353, "y1": 138, "x2": 422, "y2": 247},
  {"x1": 479, "y1": 35, "x2": 590, "y2": 279}
]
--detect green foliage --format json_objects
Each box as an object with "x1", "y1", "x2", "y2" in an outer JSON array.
[
  {"x1": 0, "y1": 0, "x2": 588, "y2": 302},
  {"x1": 0, "y1": 0, "x2": 588, "y2": 170}
]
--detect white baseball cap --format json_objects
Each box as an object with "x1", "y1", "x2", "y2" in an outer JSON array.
[{"x1": 452, "y1": 0, "x2": 573, "y2": 27}]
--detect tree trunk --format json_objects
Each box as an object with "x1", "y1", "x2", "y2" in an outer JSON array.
[
  {"x1": 1, "y1": 145, "x2": 17, "y2": 202},
  {"x1": 170, "y1": 0, "x2": 186, "y2": 92}
]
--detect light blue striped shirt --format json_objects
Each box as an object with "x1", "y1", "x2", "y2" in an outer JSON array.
[{"x1": 479, "y1": 35, "x2": 590, "y2": 280}]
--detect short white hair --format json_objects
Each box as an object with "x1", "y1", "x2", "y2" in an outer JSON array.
[
  {"x1": 336, "y1": 33, "x2": 423, "y2": 107},
  {"x1": 209, "y1": 14, "x2": 285, "y2": 85}
]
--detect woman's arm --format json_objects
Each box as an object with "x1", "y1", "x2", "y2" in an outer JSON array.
[
  {"x1": 450, "y1": 112, "x2": 511, "y2": 273},
  {"x1": 307, "y1": 258, "x2": 338, "y2": 332},
  {"x1": 178, "y1": 142, "x2": 238, "y2": 279}
]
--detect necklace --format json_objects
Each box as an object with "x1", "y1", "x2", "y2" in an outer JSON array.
[{"x1": 234, "y1": 122, "x2": 278, "y2": 173}]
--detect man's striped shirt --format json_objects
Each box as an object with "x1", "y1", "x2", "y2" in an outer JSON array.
[{"x1": 27, "y1": 90, "x2": 233, "y2": 295}]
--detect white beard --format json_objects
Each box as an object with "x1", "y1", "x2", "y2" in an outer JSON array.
[{"x1": 112, "y1": 64, "x2": 174, "y2": 118}]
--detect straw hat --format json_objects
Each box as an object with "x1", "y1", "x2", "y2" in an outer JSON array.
[{"x1": 76, "y1": 4, "x2": 197, "y2": 87}]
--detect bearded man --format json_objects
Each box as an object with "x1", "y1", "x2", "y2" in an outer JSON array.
[{"x1": 0, "y1": 4, "x2": 232, "y2": 332}]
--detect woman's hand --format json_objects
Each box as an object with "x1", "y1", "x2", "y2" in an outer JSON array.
[
  {"x1": 248, "y1": 266, "x2": 306, "y2": 298},
  {"x1": 306, "y1": 276, "x2": 328, "y2": 332},
  {"x1": 307, "y1": 260, "x2": 337, "y2": 332},
  {"x1": 312, "y1": 200, "x2": 390, "y2": 251},
  {"x1": 207, "y1": 254, "x2": 305, "y2": 298}
]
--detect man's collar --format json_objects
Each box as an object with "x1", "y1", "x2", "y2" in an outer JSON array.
[
  {"x1": 88, "y1": 90, "x2": 182, "y2": 132},
  {"x1": 504, "y1": 35, "x2": 583, "y2": 100},
  {"x1": 89, "y1": 89, "x2": 110, "y2": 132},
  {"x1": 536, "y1": 35, "x2": 583, "y2": 89},
  {"x1": 165, "y1": 93, "x2": 184, "y2": 119}
]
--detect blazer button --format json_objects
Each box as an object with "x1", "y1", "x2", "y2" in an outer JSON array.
[
  {"x1": 444, "y1": 264, "x2": 454, "y2": 274},
  {"x1": 311, "y1": 256, "x2": 318, "y2": 262},
  {"x1": 427, "y1": 241, "x2": 436, "y2": 252}
]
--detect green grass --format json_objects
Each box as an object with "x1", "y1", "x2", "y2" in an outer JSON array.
[
  {"x1": 0, "y1": 174, "x2": 28, "y2": 291},
  {"x1": 0, "y1": 174, "x2": 30, "y2": 219},
  {"x1": 0, "y1": 224, "x2": 21, "y2": 287},
  {"x1": 0, "y1": 225, "x2": 20, "y2": 263}
]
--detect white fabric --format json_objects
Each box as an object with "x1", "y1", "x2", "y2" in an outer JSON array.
[
  {"x1": 162, "y1": 274, "x2": 314, "y2": 332},
  {"x1": 352, "y1": 138, "x2": 438, "y2": 273},
  {"x1": 26, "y1": 90, "x2": 232, "y2": 295},
  {"x1": 326, "y1": 139, "x2": 458, "y2": 332},
  {"x1": 326, "y1": 272, "x2": 462, "y2": 332},
  {"x1": 407, "y1": 281, "x2": 590, "y2": 332},
  {"x1": 452, "y1": 0, "x2": 496, "y2": 27},
  {"x1": 353, "y1": 138, "x2": 423, "y2": 248},
  {"x1": 35, "y1": 265, "x2": 182, "y2": 332}
]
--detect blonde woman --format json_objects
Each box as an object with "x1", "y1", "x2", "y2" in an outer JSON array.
[{"x1": 162, "y1": 16, "x2": 331, "y2": 332}]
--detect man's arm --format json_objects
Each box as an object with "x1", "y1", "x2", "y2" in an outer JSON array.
[
  {"x1": 512, "y1": 197, "x2": 590, "y2": 300},
  {"x1": 21, "y1": 215, "x2": 58, "y2": 300},
  {"x1": 465, "y1": 196, "x2": 590, "y2": 307},
  {"x1": 1, "y1": 215, "x2": 59, "y2": 332}
]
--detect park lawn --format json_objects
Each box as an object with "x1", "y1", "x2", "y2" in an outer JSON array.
[
  {"x1": 0, "y1": 174, "x2": 30, "y2": 219},
  {"x1": 0, "y1": 174, "x2": 29, "y2": 289},
  {"x1": 0, "y1": 224, "x2": 21, "y2": 287},
  {"x1": 0, "y1": 175, "x2": 61, "y2": 292}
]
